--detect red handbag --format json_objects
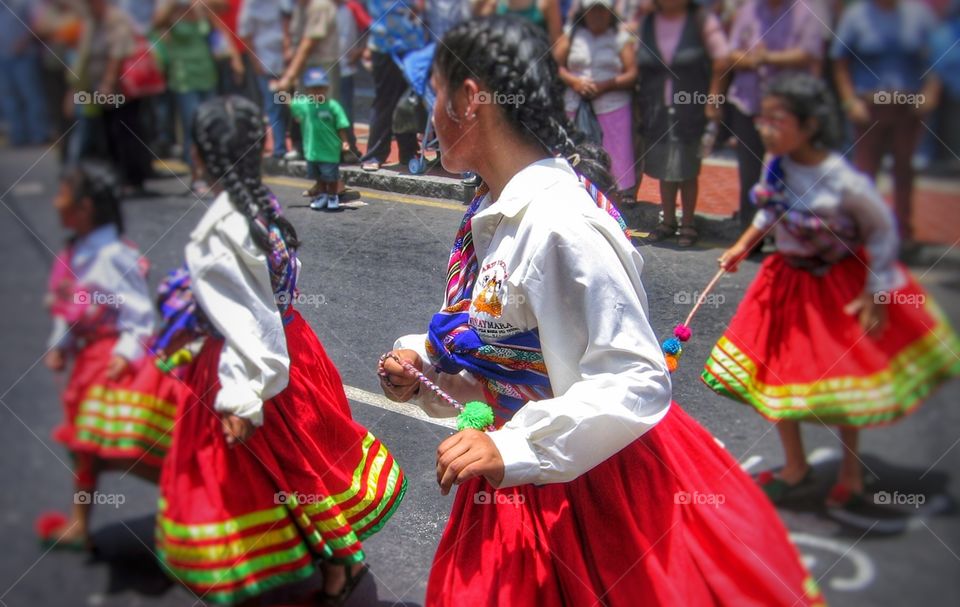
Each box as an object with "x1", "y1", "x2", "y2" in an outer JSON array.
[{"x1": 119, "y1": 35, "x2": 166, "y2": 99}]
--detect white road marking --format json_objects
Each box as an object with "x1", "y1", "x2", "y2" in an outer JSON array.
[
  {"x1": 343, "y1": 385, "x2": 457, "y2": 429},
  {"x1": 790, "y1": 532, "x2": 877, "y2": 592},
  {"x1": 740, "y1": 454, "x2": 764, "y2": 472},
  {"x1": 808, "y1": 446, "x2": 840, "y2": 465},
  {"x1": 11, "y1": 182, "x2": 44, "y2": 196}
]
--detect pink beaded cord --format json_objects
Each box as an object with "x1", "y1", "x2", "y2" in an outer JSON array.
[
  {"x1": 378, "y1": 354, "x2": 496, "y2": 431},
  {"x1": 662, "y1": 268, "x2": 727, "y2": 373}
]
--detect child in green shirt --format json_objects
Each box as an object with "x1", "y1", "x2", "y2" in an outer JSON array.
[{"x1": 289, "y1": 68, "x2": 350, "y2": 210}]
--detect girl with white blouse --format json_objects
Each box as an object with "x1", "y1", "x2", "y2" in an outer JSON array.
[
  {"x1": 39, "y1": 163, "x2": 171, "y2": 550},
  {"x1": 154, "y1": 96, "x2": 405, "y2": 605},
  {"x1": 706, "y1": 74, "x2": 960, "y2": 509},
  {"x1": 555, "y1": 0, "x2": 638, "y2": 197},
  {"x1": 380, "y1": 16, "x2": 822, "y2": 607}
]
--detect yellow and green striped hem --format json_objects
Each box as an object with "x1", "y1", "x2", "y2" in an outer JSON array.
[{"x1": 702, "y1": 318, "x2": 960, "y2": 426}]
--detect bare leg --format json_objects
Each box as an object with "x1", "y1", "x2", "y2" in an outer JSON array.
[
  {"x1": 57, "y1": 454, "x2": 99, "y2": 544},
  {"x1": 774, "y1": 420, "x2": 810, "y2": 484},
  {"x1": 679, "y1": 178, "x2": 698, "y2": 227},
  {"x1": 837, "y1": 426, "x2": 864, "y2": 493},
  {"x1": 659, "y1": 181, "x2": 679, "y2": 226}
]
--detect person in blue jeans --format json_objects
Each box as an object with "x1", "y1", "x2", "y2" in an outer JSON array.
[
  {"x1": 239, "y1": 0, "x2": 290, "y2": 159},
  {"x1": 0, "y1": 0, "x2": 49, "y2": 146}
]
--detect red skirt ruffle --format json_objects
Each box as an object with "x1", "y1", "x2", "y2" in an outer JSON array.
[
  {"x1": 55, "y1": 337, "x2": 116, "y2": 447},
  {"x1": 56, "y1": 337, "x2": 182, "y2": 468},
  {"x1": 156, "y1": 310, "x2": 406, "y2": 604},
  {"x1": 702, "y1": 253, "x2": 960, "y2": 426},
  {"x1": 426, "y1": 403, "x2": 823, "y2": 607}
]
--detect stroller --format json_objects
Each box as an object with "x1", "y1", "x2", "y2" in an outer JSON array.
[{"x1": 392, "y1": 43, "x2": 438, "y2": 175}]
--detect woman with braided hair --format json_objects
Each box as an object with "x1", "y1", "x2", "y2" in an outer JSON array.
[
  {"x1": 378, "y1": 16, "x2": 823, "y2": 606},
  {"x1": 155, "y1": 96, "x2": 406, "y2": 605}
]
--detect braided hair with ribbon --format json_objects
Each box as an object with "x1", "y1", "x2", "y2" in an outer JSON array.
[{"x1": 192, "y1": 95, "x2": 300, "y2": 254}]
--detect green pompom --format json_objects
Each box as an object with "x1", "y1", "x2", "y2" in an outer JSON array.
[
  {"x1": 155, "y1": 358, "x2": 174, "y2": 373},
  {"x1": 457, "y1": 401, "x2": 495, "y2": 431}
]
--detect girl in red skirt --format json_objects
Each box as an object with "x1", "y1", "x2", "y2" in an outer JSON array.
[
  {"x1": 155, "y1": 96, "x2": 406, "y2": 605},
  {"x1": 40, "y1": 163, "x2": 184, "y2": 550},
  {"x1": 704, "y1": 74, "x2": 960, "y2": 507},
  {"x1": 379, "y1": 16, "x2": 823, "y2": 607}
]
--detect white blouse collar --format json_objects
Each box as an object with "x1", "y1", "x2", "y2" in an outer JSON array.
[
  {"x1": 479, "y1": 156, "x2": 579, "y2": 220},
  {"x1": 190, "y1": 191, "x2": 235, "y2": 242},
  {"x1": 73, "y1": 223, "x2": 119, "y2": 264}
]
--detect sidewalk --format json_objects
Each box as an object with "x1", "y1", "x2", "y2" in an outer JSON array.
[{"x1": 263, "y1": 122, "x2": 960, "y2": 246}]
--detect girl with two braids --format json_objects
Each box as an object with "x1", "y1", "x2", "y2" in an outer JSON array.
[
  {"x1": 378, "y1": 16, "x2": 822, "y2": 606},
  {"x1": 155, "y1": 96, "x2": 406, "y2": 605}
]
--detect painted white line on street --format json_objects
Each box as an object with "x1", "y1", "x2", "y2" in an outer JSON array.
[
  {"x1": 790, "y1": 532, "x2": 876, "y2": 592},
  {"x1": 343, "y1": 385, "x2": 457, "y2": 429},
  {"x1": 740, "y1": 454, "x2": 764, "y2": 472},
  {"x1": 808, "y1": 446, "x2": 840, "y2": 465}
]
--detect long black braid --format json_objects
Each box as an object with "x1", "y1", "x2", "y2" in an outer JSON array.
[
  {"x1": 433, "y1": 15, "x2": 617, "y2": 194},
  {"x1": 192, "y1": 95, "x2": 299, "y2": 252}
]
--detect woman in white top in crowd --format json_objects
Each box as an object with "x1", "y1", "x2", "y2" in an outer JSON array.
[
  {"x1": 379, "y1": 15, "x2": 822, "y2": 607},
  {"x1": 556, "y1": 0, "x2": 638, "y2": 199},
  {"x1": 154, "y1": 96, "x2": 406, "y2": 605}
]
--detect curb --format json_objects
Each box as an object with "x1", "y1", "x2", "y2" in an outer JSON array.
[
  {"x1": 260, "y1": 157, "x2": 959, "y2": 269},
  {"x1": 263, "y1": 157, "x2": 476, "y2": 203}
]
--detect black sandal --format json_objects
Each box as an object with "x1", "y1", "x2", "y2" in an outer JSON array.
[
  {"x1": 318, "y1": 563, "x2": 369, "y2": 606},
  {"x1": 755, "y1": 468, "x2": 814, "y2": 504},
  {"x1": 677, "y1": 225, "x2": 699, "y2": 248},
  {"x1": 645, "y1": 222, "x2": 677, "y2": 243}
]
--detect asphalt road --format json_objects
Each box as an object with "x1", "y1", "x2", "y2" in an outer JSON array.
[{"x1": 1, "y1": 144, "x2": 958, "y2": 606}]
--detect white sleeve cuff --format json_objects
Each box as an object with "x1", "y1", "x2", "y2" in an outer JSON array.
[
  {"x1": 214, "y1": 386, "x2": 265, "y2": 427},
  {"x1": 867, "y1": 265, "x2": 907, "y2": 296},
  {"x1": 487, "y1": 427, "x2": 541, "y2": 488},
  {"x1": 112, "y1": 332, "x2": 145, "y2": 362}
]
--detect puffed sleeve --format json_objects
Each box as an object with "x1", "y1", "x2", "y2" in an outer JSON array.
[
  {"x1": 751, "y1": 205, "x2": 777, "y2": 232},
  {"x1": 487, "y1": 218, "x2": 672, "y2": 488},
  {"x1": 48, "y1": 317, "x2": 71, "y2": 351},
  {"x1": 841, "y1": 172, "x2": 903, "y2": 294},
  {"x1": 185, "y1": 214, "x2": 290, "y2": 426},
  {"x1": 110, "y1": 245, "x2": 155, "y2": 361}
]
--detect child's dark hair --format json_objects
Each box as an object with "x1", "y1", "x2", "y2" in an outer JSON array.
[
  {"x1": 433, "y1": 15, "x2": 616, "y2": 188},
  {"x1": 763, "y1": 73, "x2": 840, "y2": 149},
  {"x1": 568, "y1": 1, "x2": 618, "y2": 33},
  {"x1": 62, "y1": 161, "x2": 124, "y2": 233},
  {"x1": 192, "y1": 95, "x2": 299, "y2": 252}
]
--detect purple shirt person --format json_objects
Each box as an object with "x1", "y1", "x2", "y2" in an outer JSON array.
[
  {"x1": 727, "y1": 0, "x2": 824, "y2": 116},
  {"x1": 725, "y1": 0, "x2": 823, "y2": 229}
]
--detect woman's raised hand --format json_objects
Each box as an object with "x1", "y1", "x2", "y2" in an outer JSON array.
[{"x1": 378, "y1": 349, "x2": 424, "y2": 402}]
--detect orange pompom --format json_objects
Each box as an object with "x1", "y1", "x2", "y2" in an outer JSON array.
[{"x1": 665, "y1": 354, "x2": 679, "y2": 372}]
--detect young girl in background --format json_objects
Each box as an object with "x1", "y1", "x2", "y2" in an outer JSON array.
[
  {"x1": 380, "y1": 16, "x2": 823, "y2": 607},
  {"x1": 155, "y1": 96, "x2": 406, "y2": 605},
  {"x1": 40, "y1": 163, "x2": 180, "y2": 549},
  {"x1": 703, "y1": 74, "x2": 960, "y2": 507}
]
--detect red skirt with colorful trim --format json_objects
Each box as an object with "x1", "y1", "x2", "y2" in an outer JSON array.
[
  {"x1": 56, "y1": 336, "x2": 182, "y2": 469},
  {"x1": 156, "y1": 310, "x2": 407, "y2": 605},
  {"x1": 702, "y1": 253, "x2": 960, "y2": 426},
  {"x1": 426, "y1": 403, "x2": 823, "y2": 606}
]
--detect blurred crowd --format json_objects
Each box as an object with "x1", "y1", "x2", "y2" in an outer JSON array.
[{"x1": 0, "y1": 0, "x2": 957, "y2": 242}]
